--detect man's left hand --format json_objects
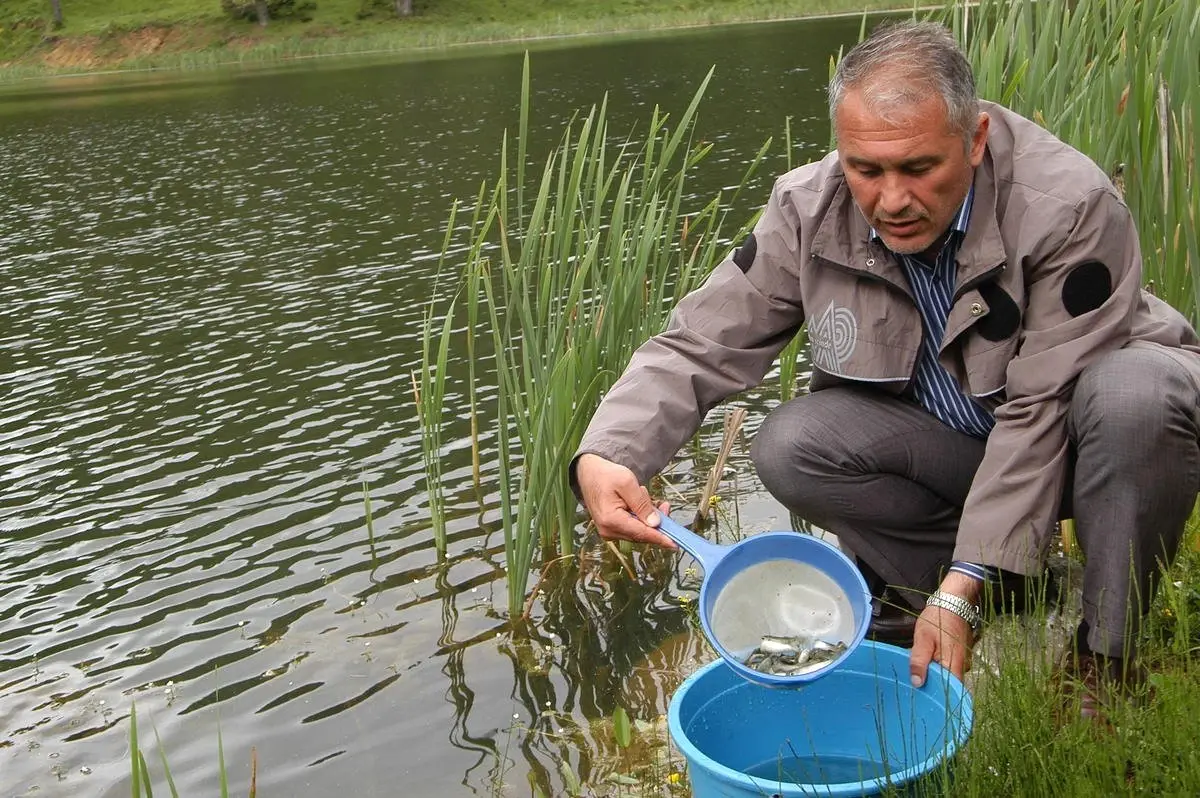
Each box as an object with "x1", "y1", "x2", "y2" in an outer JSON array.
[
  {"x1": 909, "y1": 605, "x2": 974, "y2": 687},
  {"x1": 909, "y1": 573, "x2": 981, "y2": 687}
]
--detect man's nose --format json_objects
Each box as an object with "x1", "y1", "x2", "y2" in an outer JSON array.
[{"x1": 878, "y1": 174, "x2": 911, "y2": 216}]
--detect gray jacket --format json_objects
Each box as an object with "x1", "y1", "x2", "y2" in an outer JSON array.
[{"x1": 575, "y1": 101, "x2": 1200, "y2": 575}]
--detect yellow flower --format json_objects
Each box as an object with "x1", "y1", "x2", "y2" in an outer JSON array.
[
  {"x1": 708, "y1": 495, "x2": 722, "y2": 507},
  {"x1": 668, "y1": 773, "x2": 683, "y2": 785}
]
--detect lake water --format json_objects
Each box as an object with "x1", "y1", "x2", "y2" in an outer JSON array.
[{"x1": 0, "y1": 14, "x2": 879, "y2": 796}]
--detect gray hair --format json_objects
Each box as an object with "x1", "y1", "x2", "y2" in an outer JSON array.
[{"x1": 828, "y1": 21, "x2": 979, "y2": 145}]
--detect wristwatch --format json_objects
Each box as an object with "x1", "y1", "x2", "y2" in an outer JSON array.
[{"x1": 925, "y1": 590, "x2": 983, "y2": 636}]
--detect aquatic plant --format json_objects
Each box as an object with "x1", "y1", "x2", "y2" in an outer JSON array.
[
  {"x1": 412, "y1": 227, "x2": 457, "y2": 554},
  {"x1": 128, "y1": 702, "x2": 256, "y2": 798},
  {"x1": 776, "y1": 113, "x2": 808, "y2": 406},
  {"x1": 419, "y1": 54, "x2": 763, "y2": 617}
]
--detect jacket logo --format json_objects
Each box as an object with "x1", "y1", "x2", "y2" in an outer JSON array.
[{"x1": 810, "y1": 301, "x2": 858, "y2": 372}]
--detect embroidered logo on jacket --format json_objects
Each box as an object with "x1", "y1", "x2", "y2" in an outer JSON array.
[{"x1": 809, "y1": 301, "x2": 858, "y2": 372}]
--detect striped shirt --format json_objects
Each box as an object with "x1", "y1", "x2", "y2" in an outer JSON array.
[
  {"x1": 873, "y1": 184, "x2": 997, "y2": 585},
  {"x1": 872, "y1": 185, "x2": 995, "y2": 440}
]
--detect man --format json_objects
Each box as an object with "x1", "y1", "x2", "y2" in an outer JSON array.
[{"x1": 570, "y1": 20, "x2": 1200, "y2": 719}]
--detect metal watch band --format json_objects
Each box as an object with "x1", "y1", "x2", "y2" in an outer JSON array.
[{"x1": 926, "y1": 590, "x2": 983, "y2": 635}]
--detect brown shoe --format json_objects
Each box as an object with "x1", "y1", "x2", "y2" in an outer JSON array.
[{"x1": 1057, "y1": 647, "x2": 1148, "y2": 727}]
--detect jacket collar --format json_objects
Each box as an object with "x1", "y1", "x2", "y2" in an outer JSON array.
[{"x1": 954, "y1": 149, "x2": 1008, "y2": 285}]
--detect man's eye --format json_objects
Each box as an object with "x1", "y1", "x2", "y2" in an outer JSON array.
[
  {"x1": 904, "y1": 164, "x2": 932, "y2": 175},
  {"x1": 856, "y1": 166, "x2": 881, "y2": 178}
]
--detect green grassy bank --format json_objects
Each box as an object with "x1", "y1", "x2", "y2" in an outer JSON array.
[{"x1": 0, "y1": 0, "x2": 909, "y2": 79}]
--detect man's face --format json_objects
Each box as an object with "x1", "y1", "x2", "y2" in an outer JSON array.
[{"x1": 835, "y1": 88, "x2": 988, "y2": 257}]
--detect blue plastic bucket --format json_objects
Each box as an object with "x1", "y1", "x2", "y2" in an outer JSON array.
[{"x1": 668, "y1": 641, "x2": 973, "y2": 797}]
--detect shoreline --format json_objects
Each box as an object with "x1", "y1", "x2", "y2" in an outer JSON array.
[{"x1": 0, "y1": 2, "x2": 932, "y2": 86}]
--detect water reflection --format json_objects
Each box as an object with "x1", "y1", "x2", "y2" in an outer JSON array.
[{"x1": 457, "y1": 548, "x2": 707, "y2": 795}]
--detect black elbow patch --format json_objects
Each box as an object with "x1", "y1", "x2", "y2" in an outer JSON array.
[
  {"x1": 1062, "y1": 261, "x2": 1112, "y2": 317},
  {"x1": 975, "y1": 281, "x2": 1021, "y2": 341},
  {"x1": 732, "y1": 233, "x2": 757, "y2": 273}
]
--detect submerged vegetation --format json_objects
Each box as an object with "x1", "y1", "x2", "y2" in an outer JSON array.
[{"x1": 129, "y1": 701, "x2": 258, "y2": 797}]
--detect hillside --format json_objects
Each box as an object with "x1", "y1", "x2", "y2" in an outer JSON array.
[{"x1": 0, "y1": 0, "x2": 904, "y2": 76}]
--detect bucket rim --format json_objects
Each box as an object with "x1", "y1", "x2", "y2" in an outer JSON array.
[{"x1": 667, "y1": 642, "x2": 974, "y2": 797}]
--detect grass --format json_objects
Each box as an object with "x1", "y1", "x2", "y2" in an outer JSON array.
[
  {"x1": 0, "y1": 0, "x2": 913, "y2": 79},
  {"x1": 941, "y1": 535, "x2": 1200, "y2": 796},
  {"x1": 775, "y1": 111, "x2": 816, "y2": 405},
  {"x1": 412, "y1": 235, "x2": 456, "y2": 555}
]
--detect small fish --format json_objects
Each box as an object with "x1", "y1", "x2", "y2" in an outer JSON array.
[
  {"x1": 742, "y1": 635, "x2": 848, "y2": 677},
  {"x1": 759, "y1": 635, "x2": 805, "y2": 660}
]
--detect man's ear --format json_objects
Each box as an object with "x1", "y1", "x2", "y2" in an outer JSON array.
[{"x1": 969, "y1": 112, "x2": 990, "y2": 166}]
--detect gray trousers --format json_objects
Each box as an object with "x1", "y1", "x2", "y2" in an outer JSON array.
[{"x1": 750, "y1": 347, "x2": 1199, "y2": 659}]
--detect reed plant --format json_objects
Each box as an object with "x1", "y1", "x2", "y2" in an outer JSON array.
[
  {"x1": 411, "y1": 220, "x2": 459, "y2": 555},
  {"x1": 419, "y1": 54, "x2": 762, "y2": 617},
  {"x1": 128, "y1": 702, "x2": 256, "y2": 797},
  {"x1": 945, "y1": 0, "x2": 1199, "y2": 319},
  {"x1": 774, "y1": 115, "x2": 803, "y2": 405}
]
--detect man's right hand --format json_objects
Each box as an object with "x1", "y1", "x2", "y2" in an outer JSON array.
[{"x1": 575, "y1": 453, "x2": 678, "y2": 549}]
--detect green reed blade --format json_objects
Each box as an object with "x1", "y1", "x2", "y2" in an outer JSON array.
[
  {"x1": 518, "y1": 51, "x2": 530, "y2": 230},
  {"x1": 130, "y1": 703, "x2": 142, "y2": 798},
  {"x1": 138, "y1": 751, "x2": 155, "y2": 798},
  {"x1": 217, "y1": 718, "x2": 229, "y2": 798},
  {"x1": 150, "y1": 716, "x2": 180, "y2": 798}
]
